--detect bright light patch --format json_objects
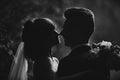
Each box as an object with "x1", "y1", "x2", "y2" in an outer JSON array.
[{"x1": 49, "y1": 57, "x2": 59, "y2": 72}]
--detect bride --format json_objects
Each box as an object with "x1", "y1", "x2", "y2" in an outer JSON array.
[{"x1": 9, "y1": 18, "x2": 59, "y2": 80}]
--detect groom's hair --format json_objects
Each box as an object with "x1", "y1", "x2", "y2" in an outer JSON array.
[{"x1": 62, "y1": 8, "x2": 95, "y2": 47}]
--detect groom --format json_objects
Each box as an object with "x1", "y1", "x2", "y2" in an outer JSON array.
[{"x1": 57, "y1": 8, "x2": 110, "y2": 80}]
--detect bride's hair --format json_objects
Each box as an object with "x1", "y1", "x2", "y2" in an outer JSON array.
[
  {"x1": 22, "y1": 18, "x2": 58, "y2": 80},
  {"x1": 22, "y1": 18, "x2": 58, "y2": 61}
]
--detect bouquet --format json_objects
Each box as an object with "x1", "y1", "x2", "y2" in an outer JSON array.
[{"x1": 91, "y1": 41, "x2": 120, "y2": 71}]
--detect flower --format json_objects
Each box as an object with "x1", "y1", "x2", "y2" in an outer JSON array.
[
  {"x1": 91, "y1": 41, "x2": 120, "y2": 71},
  {"x1": 98, "y1": 41, "x2": 112, "y2": 49}
]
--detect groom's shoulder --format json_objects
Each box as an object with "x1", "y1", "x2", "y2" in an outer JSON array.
[
  {"x1": 70, "y1": 44, "x2": 91, "y2": 56},
  {"x1": 59, "y1": 44, "x2": 92, "y2": 64}
]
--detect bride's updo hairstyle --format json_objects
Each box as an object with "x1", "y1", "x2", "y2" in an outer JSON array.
[{"x1": 22, "y1": 18, "x2": 58, "y2": 61}]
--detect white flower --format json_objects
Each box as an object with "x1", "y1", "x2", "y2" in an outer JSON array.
[
  {"x1": 91, "y1": 47, "x2": 100, "y2": 54},
  {"x1": 99, "y1": 41, "x2": 112, "y2": 49}
]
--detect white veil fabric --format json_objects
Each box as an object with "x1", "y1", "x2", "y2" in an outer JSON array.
[
  {"x1": 9, "y1": 42, "x2": 59, "y2": 80},
  {"x1": 9, "y1": 42, "x2": 28, "y2": 80}
]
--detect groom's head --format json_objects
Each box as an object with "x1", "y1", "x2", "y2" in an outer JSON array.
[{"x1": 61, "y1": 7, "x2": 95, "y2": 48}]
